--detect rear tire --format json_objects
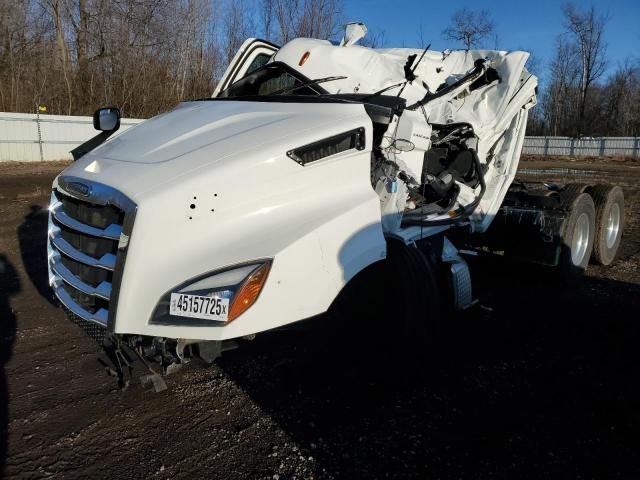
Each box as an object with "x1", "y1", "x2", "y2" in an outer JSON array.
[
  {"x1": 590, "y1": 185, "x2": 624, "y2": 266},
  {"x1": 558, "y1": 192, "x2": 596, "y2": 283}
]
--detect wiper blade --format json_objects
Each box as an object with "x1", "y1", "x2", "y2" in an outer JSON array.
[
  {"x1": 270, "y1": 76, "x2": 347, "y2": 96},
  {"x1": 359, "y1": 81, "x2": 407, "y2": 102}
]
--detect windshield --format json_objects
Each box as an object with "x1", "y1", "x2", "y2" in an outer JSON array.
[
  {"x1": 209, "y1": 60, "x2": 406, "y2": 123},
  {"x1": 218, "y1": 62, "x2": 327, "y2": 98}
]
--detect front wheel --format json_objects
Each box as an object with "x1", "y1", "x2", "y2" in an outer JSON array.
[
  {"x1": 384, "y1": 241, "x2": 442, "y2": 351},
  {"x1": 328, "y1": 241, "x2": 441, "y2": 358}
]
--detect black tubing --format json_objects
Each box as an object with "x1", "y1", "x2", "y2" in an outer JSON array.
[
  {"x1": 403, "y1": 148, "x2": 486, "y2": 227},
  {"x1": 406, "y1": 59, "x2": 487, "y2": 111}
]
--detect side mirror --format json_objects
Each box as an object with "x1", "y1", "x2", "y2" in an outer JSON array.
[
  {"x1": 93, "y1": 107, "x2": 120, "y2": 132},
  {"x1": 72, "y1": 108, "x2": 121, "y2": 160}
]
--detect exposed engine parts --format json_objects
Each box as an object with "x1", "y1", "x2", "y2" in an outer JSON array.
[{"x1": 371, "y1": 119, "x2": 486, "y2": 230}]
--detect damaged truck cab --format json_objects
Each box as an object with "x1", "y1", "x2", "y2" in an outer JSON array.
[{"x1": 47, "y1": 25, "x2": 624, "y2": 375}]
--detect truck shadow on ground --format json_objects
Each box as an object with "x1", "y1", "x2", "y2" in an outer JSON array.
[
  {"x1": 0, "y1": 254, "x2": 19, "y2": 475},
  {"x1": 17, "y1": 206, "x2": 56, "y2": 307},
  {"x1": 219, "y1": 258, "x2": 640, "y2": 478},
  {"x1": 13, "y1": 197, "x2": 640, "y2": 477}
]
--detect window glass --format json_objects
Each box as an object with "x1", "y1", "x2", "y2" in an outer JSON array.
[
  {"x1": 220, "y1": 63, "x2": 319, "y2": 98},
  {"x1": 257, "y1": 73, "x2": 296, "y2": 95},
  {"x1": 246, "y1": 53, "x2": 271, "y2": 74}
]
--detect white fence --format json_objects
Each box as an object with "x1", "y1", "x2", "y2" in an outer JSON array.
[
  {"x1": 1, "y1": 112, "x2": 639, "y2": 161},
  {"x1": 0, "y1": 112, "x2": 143, "y2": 161},
  {"x1": 522, "y1": 136, "x2": 640, "y2": 157}
]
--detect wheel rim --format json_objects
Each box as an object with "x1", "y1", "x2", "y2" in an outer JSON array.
[
  {"x1": 605, "y1": 203, "x2": 621, "y2": 249},
  {"x1": 571, "y1": 213, "x2": 590, "y2": 266}
]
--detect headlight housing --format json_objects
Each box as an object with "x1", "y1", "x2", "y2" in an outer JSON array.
[{"x1": 150, "y1": 261, "x2": 271, "y2": 326}]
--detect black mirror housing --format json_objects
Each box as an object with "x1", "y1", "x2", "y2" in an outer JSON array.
[
  {"x1": 72, "y1": 108, "x2": 121, "y2": 160},
  {"x1": 93, "y1": 107, "x2": 121, "y2": 132}
]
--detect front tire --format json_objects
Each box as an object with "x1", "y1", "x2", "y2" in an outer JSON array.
[
  {"x1": 328, "y1": 241, "x2": 441, "y2": 366},
  {"x1": 385, "y1": 241, "x2": 441, "y2": 351}
]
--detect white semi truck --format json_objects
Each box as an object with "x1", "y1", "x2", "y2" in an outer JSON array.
[{"x1": 47, "y1": 25, "x2": 624, "y2": 380}]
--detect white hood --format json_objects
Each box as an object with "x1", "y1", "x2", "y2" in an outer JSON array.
[
  {"x1": 54, "y1": 98, "x2": 383, "y2": 340},
  {"x1": 63, "y1": 100, "x2": 368, "y2": 200},
  {"x1": 94, "y1": 101, "x2": 296, "y2": 164}
]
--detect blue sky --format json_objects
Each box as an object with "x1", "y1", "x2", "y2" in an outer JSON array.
[{"x1": 343, "y1": 0, "x2": 639, "y2": 82}]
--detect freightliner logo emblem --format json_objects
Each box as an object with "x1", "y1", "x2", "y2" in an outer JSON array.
[{"x1": 65, "y1": 181, "x2": 91, "y2": 197}]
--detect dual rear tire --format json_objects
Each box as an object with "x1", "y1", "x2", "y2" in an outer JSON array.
[
  {"x1": 559, "y1": 192, "x2": 596, "y2": 282},
  {"x1": 558, "y1": 184, "x2": 624, "y2": 282},
  {"x1": 591, "y1": 185, "x2": 624, "y2": 266}
]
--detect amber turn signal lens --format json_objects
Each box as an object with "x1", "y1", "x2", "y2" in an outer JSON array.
[
  {"x1": 228, "y1": 263, "x2": 271, "y2": 322},
  {"x1": 299, "y1": 51, "x2": 311, "y2": 66}
]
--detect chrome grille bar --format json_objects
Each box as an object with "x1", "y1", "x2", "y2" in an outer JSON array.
[
  {"x1": 53, "y1": 285, "x2": 109, "y2": 326},
  {"x1": 49, "y1": 227, "x2": 116, "y2": 270},
  {"x1": 51, "y1": 203, "x2": 122, "y2": 240},
  {"x1": 50, "y1": 256, "x2": 112, "y2": 300}
]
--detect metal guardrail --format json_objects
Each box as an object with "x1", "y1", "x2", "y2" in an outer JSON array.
[
  {"x1": 522, "y1": 136, "x2": 640, "y2": 157},
  {"x1": 0, "y1": 112, "x2": 143, "y2": 161},
  {"x1": 1, "y1": 112, "x2": 639, "y2": 161}
]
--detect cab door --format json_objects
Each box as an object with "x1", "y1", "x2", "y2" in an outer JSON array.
[{"x1": 212, "y1": 38, "x2": 280, "y2": 97}]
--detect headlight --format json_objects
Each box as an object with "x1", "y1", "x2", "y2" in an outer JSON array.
[{"x1": 150, "y1": 261, "x2": 271, "y2": 326}]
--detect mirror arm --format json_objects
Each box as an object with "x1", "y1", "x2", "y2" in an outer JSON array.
[{"x1": 70, "y1": 130, "x2": 115, "y2": 161}]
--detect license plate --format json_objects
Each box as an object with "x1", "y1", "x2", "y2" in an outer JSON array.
[{"x1": 169, "y1": 293, "x2": 229, "y2": 321}]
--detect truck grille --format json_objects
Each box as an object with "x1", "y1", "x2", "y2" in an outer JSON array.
[{"x1": 47, "y1": 178, "x2": 135, "y2": 329}]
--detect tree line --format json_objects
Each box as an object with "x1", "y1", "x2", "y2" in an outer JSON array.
[
  {"x1": 1, "y1": 1, "x2": 638, "y2": 137},
  {"x1": 0, "y1": 0, "x2": 341, "y2": 118},
  {"x1": 441, "y1": 5, "x2": 639, "y2": 137},
  {"x1": 530, "y1": 5, "x2": 640, "y2": 137}
]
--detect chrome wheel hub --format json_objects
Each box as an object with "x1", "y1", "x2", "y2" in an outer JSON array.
[
  {"x1": 605, "y1": 203, "x2": 621, "y2": 249},
  {"x1": 571, "y1": 213, "x2": 590, "y2": 266}
]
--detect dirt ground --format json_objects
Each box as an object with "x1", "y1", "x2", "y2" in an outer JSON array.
[{"x1": 1, "y1": 157, "x2": 639, "y2": 479}]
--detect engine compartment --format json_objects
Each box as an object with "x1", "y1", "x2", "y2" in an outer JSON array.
[{"x1": 369, "y1": 107, "x2": 487, "y2": 233}]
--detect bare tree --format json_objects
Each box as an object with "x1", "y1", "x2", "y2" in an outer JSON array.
[
  {"x1": 544, "y1": 36, "x2": 581, "y2": 135},
  {"x1": 221, "y1": 0, "x2": 254, "y2": 65},
  {"x1": 264, "y1": 0, "x2": 342, "y2": 45},
  {"x1": 47, "y1": 0, "x2": 73, "y2": 114},
  {"x1": 359, "y1": 29, "x2": 385, "y2": 49},
  {"x1": 0, "y1": 0, "x2": 348, "y2": 117},
  {"x1": 8, "y1": 0, "x2": 636, "y2": 138},
  {"x1": 603, "y1": 60, "x2": 640, "y2": 136},
  {"x1": 260, "y1": 0, "x2": 275, "y2": 40},
  {"x1": 492, "y1": 33, "x2": 501, "y2": 50},
  {"x1": 562, "y1": 3, "x2": 608, "y2": 134},
  {"x1": 442, "y1": 8, "x2": 494, "y2": 50}
]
